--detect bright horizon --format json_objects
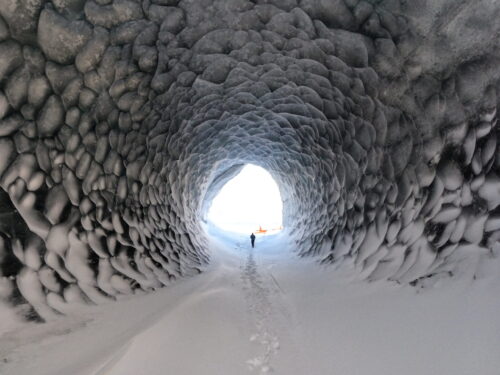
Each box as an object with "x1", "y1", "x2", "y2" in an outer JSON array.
[{"x1": 207, "y1": 164, "x2": 283, "y2": 234}]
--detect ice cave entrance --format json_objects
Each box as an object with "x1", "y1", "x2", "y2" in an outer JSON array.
[{"x1": 207, "y1": 165, "x2": 283, "y2": 234}]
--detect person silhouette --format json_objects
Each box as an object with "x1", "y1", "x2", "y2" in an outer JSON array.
[{"x1": 250, "y1": 233, "x2": 256, "y2": 248}]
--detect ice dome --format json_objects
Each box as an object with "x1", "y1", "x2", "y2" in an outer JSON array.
[{"x1": 0, "y1": 0, "x2": 499, "y2": 321}]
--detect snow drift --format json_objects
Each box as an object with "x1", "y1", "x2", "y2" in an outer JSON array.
[{"x1": 0, "y1": 0, "x2": 499, "y2": 320}]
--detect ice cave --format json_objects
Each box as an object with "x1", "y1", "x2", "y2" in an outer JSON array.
[{"x1": 0, "y1": 0, "x2": 499, "y2": 374}]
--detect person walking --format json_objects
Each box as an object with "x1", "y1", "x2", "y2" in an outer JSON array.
[{"x1": 250, "y1": 233, "x2": 256, "y2": 248}]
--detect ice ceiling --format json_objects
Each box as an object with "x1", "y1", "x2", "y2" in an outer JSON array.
[{"x1": 0, "y1": 0, "x2": 499, "y2": 320}]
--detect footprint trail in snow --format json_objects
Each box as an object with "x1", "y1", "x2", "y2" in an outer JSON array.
[{"x1": 241, "y1": 245, "x2": 281, "y2": 374}]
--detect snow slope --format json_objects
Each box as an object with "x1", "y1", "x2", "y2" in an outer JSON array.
[{"x1": 1, "y1": 228, "x2": 500, "y2": 375}]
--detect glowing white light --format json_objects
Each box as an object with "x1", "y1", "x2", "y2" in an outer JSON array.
[{"x1": 207, "y1": 165, "x2": 283, "y2": 234}]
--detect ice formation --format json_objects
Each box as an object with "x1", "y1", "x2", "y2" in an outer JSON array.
[{"x1": 0, "y1": 0, "x2": 499, "y2": 320}]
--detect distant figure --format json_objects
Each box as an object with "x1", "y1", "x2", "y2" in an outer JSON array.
[{"x1": 250, "y1": 233, "x2": 256, "y2": 248}]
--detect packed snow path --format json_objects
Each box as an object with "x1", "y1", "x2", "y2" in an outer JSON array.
[
  {"x1": 2, "y1": 229, "x2": 500, "y2": 375},
  {"x1": 241, "y1": 242, "x2": 284, "y2": 374},
  {"x1": 98, "y1": 230, "x2": 306, "y2": 375}
]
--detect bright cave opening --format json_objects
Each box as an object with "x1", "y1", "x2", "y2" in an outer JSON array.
[{"x1": 206, "y1": 165, "x2": 283, "y2": 235}]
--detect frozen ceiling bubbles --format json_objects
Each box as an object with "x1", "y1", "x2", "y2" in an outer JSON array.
[{"x1": 0, "y1": 0, "x2": 499, "y2": 320}]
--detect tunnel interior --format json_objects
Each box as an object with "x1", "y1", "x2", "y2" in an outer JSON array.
[{"x1": 0, "y1": 0, "x2": 499, "y2": 322}]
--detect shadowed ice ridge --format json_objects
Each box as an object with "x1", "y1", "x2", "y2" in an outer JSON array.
[{"x1": 0, "y1": 0, "x2": 499, "y2": 320}]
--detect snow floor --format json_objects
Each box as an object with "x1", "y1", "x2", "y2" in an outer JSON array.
[{"x1": 1, "y1": 227, "x2": 500, "y2": 375}]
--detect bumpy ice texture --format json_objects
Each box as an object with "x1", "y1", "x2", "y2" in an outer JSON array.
[{"x1": 0, "y1": 0, "x2": 499, "y2": 320}]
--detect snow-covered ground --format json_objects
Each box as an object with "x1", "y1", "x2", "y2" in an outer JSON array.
[{"x1": 1, "y1": 227, "x2": 500, "y2": 375}]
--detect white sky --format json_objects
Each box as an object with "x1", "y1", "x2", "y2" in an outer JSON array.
[{"x1": 207, "y1": 164, "x2": 283, "y2": 234}]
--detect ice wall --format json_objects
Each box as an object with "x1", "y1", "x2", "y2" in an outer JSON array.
[{"x1": 0, "y1": 0, "x2": 499, "y2": 320}]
